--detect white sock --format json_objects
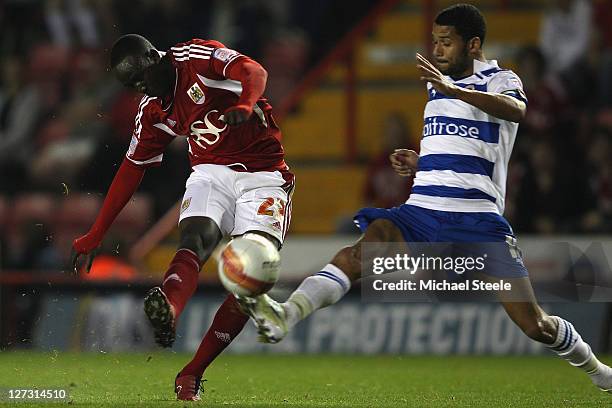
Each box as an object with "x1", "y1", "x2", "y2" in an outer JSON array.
[
  {"x1": 283, "y1": 264, "x2": 351, "y2": 328},
  {"x1": 547, "y1": 316, "x2": 600, "y2": 375}
]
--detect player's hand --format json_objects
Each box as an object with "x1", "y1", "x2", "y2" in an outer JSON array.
[
  {"x1": 70, "y1": 233, "x2": 101, "y2": 275},
  {"x1": 416, "y1": 53, "x2": 459, "y2": 97},
  {"x1": 390, "y1": 149, "x2": 419, "y2": 177},
  {"x1": 223, "y1": 105, "x2": 252, "y2": 126}
]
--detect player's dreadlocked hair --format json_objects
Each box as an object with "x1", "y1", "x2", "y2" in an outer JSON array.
[
  {"x1": 110, "y1": 34, "x2": 155, "y2": 68},
  {"x1": 435, "y1": 4, "x2": 486, "y2": 45}
]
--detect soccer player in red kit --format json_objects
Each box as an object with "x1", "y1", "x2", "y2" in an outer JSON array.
[{"x1": 71, "y1": 34, "x2": 294, "y2": 401}]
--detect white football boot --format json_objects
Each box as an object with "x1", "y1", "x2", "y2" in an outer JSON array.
[
  {"x1": 236, "y1": 294, "x2": 288, "y2": 343},
  {"x1": 589, "y1": 361, "x2": 612, "y2": 393}
]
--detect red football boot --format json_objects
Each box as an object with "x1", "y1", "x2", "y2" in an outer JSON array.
[{"x1": 175, "y1": 373, "x2": 204, "y2": 401}]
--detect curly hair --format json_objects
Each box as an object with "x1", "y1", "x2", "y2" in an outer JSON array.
[{"x1": 434, "y1": 4, "x2": 487, "y2": 45}]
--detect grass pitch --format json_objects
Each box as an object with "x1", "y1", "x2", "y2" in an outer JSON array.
[{"x1": 0, "y1": 352, "x2": 610, "y2": 407}]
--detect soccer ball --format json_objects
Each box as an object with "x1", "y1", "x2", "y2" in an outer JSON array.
[{"x1": 217, "y1": 233, "x2": 281, "y2": 297}]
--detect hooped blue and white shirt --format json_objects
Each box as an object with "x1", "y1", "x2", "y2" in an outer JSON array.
[{"x1": 406, "y1": 59, "x2": 527, "y2": 215}]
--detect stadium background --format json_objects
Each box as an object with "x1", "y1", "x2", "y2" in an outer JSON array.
[{"x1": 0, "y1": 0, "x2": 611, "y2": 380}]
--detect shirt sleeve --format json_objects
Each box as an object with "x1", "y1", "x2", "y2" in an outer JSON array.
[
  {"x1": 169, "y1": 39, "x2": 247, "y2": 79},
  {"x1": 209, "y1": 45, "x2": 248, "y2": 78},
  {"x1": 125, "y1": 96, "x2": 174, "y2": 167},
  {"x1": 488, "y1": 71, "x2": 528, "y2": 104}
]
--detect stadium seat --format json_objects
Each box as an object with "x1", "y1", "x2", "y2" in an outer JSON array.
[
  {"x1": 28, "y1": 44, "x2": 69, "y2": 82},
  {"x1": 53, "y1": 227, "x2": 85, "y2": 261},
  {"x1": 36, "y1": 118, "x2": 70, "y2": 150},
  {"x1": 112, "y1": 193, "x2": 153, "y2": 235},
  {"x1": 10, "y1": 193, "x2": 58, "y2": 232},
  {"x1": 282, "y1": 88, "x2": 425, "y2": 160},
  {"x1": 289, "y1": 166, "x2": 366, "y2": 233},
  {"x1": 4, "y1": 194, "x2": 58, "y2": 256},
  {"x1": 55, "y1": 193, "x2": 102, "y2": 231},
  {"x1": 49, "y1": 194, "x2": 102, "y2": 260},
  {"x1": 282, "y1": 90, "x2": 345, "y2": 159}
]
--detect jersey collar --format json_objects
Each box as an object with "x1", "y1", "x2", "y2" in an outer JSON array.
[
  {"x1": 473, "y1": 58, "x2": 499, "y2": 73},
  {"x1": 449, "y1": 59, "x2": 500, "y2": 81},
  {"x1": 162, "y1": 68, "x2": 178, "y2": 111},
  {"x1": 155, "y1": 51, "x2": 177, "y2": 111}
]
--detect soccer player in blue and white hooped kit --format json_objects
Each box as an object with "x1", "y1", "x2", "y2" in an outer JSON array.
[{"x1": 238, "y1": 3, "x2": 612, "y2": 392}]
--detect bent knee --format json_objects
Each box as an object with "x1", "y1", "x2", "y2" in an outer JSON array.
[
  {"x1": 331, "y1": 246, "x2": 361, "y2": 281},
  {"x1": 179, "y1": 217, "x2": 222, "y2": 260},
  {"x1": 334, "y1": 246, "x2": 358, "y2": 266},
  {"x1": 365, "y1": 218, "x2": 402, "y2": 242},
  {"x1": 179, "y1": 231, "x2": 205, "y2": 257}
]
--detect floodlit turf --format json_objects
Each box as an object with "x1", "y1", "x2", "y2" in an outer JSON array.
[{"x1": 0, "y1": 352, "x2": 610, "y2": 407}]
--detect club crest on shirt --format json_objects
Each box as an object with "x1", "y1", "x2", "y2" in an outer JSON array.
[
  {"x1": 181, "y1": 197, "x2": 192, "y2": 213},
  {"x1": 213, "y1": 48, "x2": 239, "y2": 62},
  {"x1": 188, "y1": 83, "x2": 205, "y2": 104}
]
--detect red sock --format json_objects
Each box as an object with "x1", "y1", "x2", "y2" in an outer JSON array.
[
  {"x1": 162, "y1": 249, "x2": 202, "y2": 318},
  {"x1": 180, "y1": 294, "x2": 248, "y2": 377}
]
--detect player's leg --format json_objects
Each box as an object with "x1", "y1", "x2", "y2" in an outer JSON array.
[
  {"x1": 144, "y1": 216, "x2": 223, "y2": 348},
  {"x1": 175, "y1": 291, "x2": 246, "y2": 401},
  {"x1": 500, "y1": 278, "x2": 612, "y2": 392},
  {"x1": 145, "y1": 167, "x2": 231, "y2": 349},
  {"x1": 163, "y1": 217, "x2": 223, "y2": 314},
  {"x1": 283, "y1": 217, "x2": 402, "y2": 320},
  {"x1": 241, "y1": 218, "x2": 404, "y2": 343},
  {"x1": 450, "y1": 211, "x2": 612, "y2": 393},
  {"x1": 176, "y1": 171, "x2": 291, "y2": 398},
  {"x1": 177, "y1": 230, "x2": 280, "y2": 387}
]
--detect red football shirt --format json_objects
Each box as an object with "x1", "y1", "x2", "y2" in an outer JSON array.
[{"x1": 126, "y1": 39, "x2": 292, "y2": 184}]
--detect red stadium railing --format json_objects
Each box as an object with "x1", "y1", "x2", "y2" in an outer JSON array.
[
  {"x1": 276, "y1": 0, "x2": 401, "y2": 120},
  {"x1": 276, "y1": 0, "x2": 402, "y2": 163}
]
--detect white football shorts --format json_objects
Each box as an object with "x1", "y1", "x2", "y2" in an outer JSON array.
[{"x1": 179, "y1": 164, "x2": 293, "y2": 244}]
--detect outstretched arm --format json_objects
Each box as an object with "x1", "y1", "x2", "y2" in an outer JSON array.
[
  {"x1": 416, "y1": 53, "x2": 526, "y2": 123},
  {"x1": 223, "y1": 59, "x2": 268, "y2": 125},
  {"x1": 444, "y1": 86, "x2": 525, "y2": 123},
  {"x1": 71, "y1": 158, "x2": 145, "y2": 273}
]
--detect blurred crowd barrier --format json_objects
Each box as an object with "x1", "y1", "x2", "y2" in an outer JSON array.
[
  {"x1": 18, "y1": 293, "x2": 612, "y2": 355},
  {"x1": 1, "y1": 235, "x2": 612, "y2": 352}
]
